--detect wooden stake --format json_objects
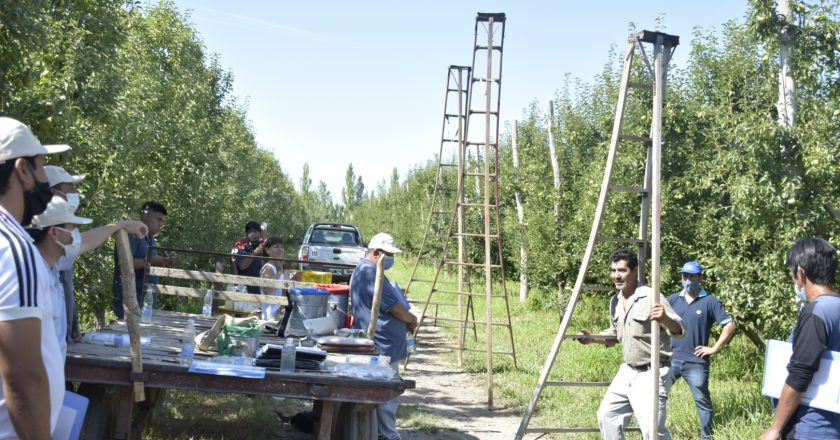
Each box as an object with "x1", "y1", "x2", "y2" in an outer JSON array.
[
  {"x1": 367, "y1": 255, "x2": 386, "y2": 339},
  {"x1": 115, "y1": 229, "x2": 145, "y2": 402}
]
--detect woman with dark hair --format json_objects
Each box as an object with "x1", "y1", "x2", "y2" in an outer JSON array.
[{"x1": 259, "y1": 236, "x2": 300, "y2": 326}]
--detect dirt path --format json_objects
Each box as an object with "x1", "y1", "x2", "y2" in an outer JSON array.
[{"x1": 396, "y1": 327, "x2": 522, "y2": 440}]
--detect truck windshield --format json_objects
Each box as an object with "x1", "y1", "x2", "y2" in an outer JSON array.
[{"x1": 310, "y1": 228, "x2": 361, "y2": 247}]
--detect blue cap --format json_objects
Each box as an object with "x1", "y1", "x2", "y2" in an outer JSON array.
[{"x1": 680, "y1": 261, "x2": 703, "y2": 274}]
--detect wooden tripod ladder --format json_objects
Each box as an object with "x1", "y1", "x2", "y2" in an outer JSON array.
[
  {"x1": 515, "y1": 30, "x2": 679, "y2": 438},
  {"x1": 405, "y1": 12, "x2": 517, "y2": 408}
]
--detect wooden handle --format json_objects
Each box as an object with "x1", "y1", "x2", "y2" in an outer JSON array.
[
  {"x1": 367, "y1": 256, "x2": 386, "y2": 339},
  {"x1": 116, "y1": 229, "x2": 145, "y2": 402}
]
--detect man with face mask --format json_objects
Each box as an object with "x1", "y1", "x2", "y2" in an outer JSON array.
[
  {"x1": 760, "y1": 238, "x2": 840, "y2": 440},
  {"x1": 26, "y1": 196, "x2": 93, "y2": 356},
  {"x1": 44, "y1": 165, "x2": 147, "y2": 344},
  {"x1": 667, "y1": 261, "x2": 736, "y2": 440},
  {"x1": 0, "y1": 117, "x2": 70, "y2": 438},
  {"x1": 350, "y1": 232, "x2": 417, "y2": 440}
]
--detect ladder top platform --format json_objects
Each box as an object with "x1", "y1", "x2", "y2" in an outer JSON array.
[
  {"x1": 448, "y1": 65, "x2": 472, "y2": 70},
  {"x1": 477, "y1": 12, "x2": 506, "y2": 22},
  {"x1": 632, "y1": 30, "x2": 679, "y2": 46}
]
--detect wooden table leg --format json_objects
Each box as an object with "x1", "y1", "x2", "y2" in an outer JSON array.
[
  {"x1": 317, "y1": 400, "x2": 336, "y2": 440},
  {"x1": 112, "y1": 386, "x2": 134, "y2": 439}
]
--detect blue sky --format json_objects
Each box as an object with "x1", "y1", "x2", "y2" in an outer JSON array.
[{"x1": 172, "y1": 1, "x2": 748, "y2": 203}]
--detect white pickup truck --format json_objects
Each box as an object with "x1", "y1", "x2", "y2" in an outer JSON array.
[{"x1": 297, "y1": 223, "x2": 366, "y2": 282}]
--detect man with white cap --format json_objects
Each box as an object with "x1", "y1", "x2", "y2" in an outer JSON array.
[
  {"x1": 667, "y1": 261, "x2": 736, "y2": 440},
  {"x1": 350, "y1": 232, "x2": 417, "y2": 440},
  {"x1": 27, "y1": 196, "x2": 94, "y2": 356},
  {"x1": 44, "y1": 165, "x2": 148, "y2": 344},
  {"x1": 0, "y1": 116, "x2": 70, "y2": 437}
]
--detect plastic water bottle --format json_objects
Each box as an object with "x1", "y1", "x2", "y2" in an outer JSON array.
[
  {"x1": 406, "y1": 331, "x2": 416, "y2": 353},
  {"x1": 280, "y1": 337, "x2": 296, "y2": 372},
  {"x1": 180, "y1": 319, "x2": 196, "y2": 366},
  {"x1": 141, "y1": 287, "x2": 154, "y2": 323},
  {"x1": 202, "y1": 289, "x2": 213, "y2": 318},
  {"x1": 81, "y1": 332, "x2": 151, "y2": 348}
]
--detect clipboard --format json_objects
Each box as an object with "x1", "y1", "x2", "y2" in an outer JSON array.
[
  {"x1": 52, "y1": 391, "x2": 89, "y2": 440},
  {"x1": 762, "y1": 339, "x2": 840, "y2": 414}
]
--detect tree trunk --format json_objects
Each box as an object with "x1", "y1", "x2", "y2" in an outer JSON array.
[
  {"x1": 777, "y1": 0, "x2": 796, "y2": 127},
  {"x1": 511, "y1": 121, "x2": 529, "y2": 303}
]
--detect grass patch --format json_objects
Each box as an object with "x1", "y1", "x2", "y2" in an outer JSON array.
[{"x1": 397, "y1": 404, "x2": 453, "y2": 433}]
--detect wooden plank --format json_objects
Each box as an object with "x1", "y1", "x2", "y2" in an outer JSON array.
[
  {"x1": 148, "y1": 267, "x2": 323, "y2": 290},
  {"x1": 152, "y1": 285, "x2": 288, "y2": 305},
  {"x1": 318, "y1": 400, "x2": 336, "y2": 440}
]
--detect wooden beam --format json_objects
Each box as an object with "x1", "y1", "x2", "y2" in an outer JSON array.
[
  {"x1": 151, "y1": 285, "x2": 288, "y2": 305},
  {"x1": 148, "y1": 267, "x2": 322, "y2": 290}
]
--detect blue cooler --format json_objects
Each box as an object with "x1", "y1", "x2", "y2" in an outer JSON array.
[{"x1": 285, "y1": 287, "x2": 330, "y2": 337}]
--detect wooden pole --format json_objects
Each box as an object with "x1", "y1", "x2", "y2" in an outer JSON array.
[
  {"x1": 115, "y1": 229, "x2": 145, "y2": 402},
  {"x1": 649, "y1": 34, "x2": 665, "y2": 438},
  {"x1": 367, "y1": 255, "x2": 386, "y2": 339},
  {"x1": 456, "y1": 67, "x2": 466, "y2": 366},
  {"x1": 511, "y1": 120, "x2": 529, "y2": 304},
  {"x1": 483, "y1": 16, "x2": 496, "y2": 410}
]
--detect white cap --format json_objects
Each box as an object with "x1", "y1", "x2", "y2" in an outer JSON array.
[
  {"x1": 29, "y1": 196, "x2": 93, "y2": 230},
  {"x1": 367, "y1": 232, "x2": 401, "y2": 254},
  {"x1": 44, "y1": 165, "x2": 85, "y2": 187},
  {"x1": 0, "y1": 117, "x2": 70, "y2": 164}
]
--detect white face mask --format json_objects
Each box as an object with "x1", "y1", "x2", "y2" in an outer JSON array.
[
  {"x1": 53, "y1": 227, "x2": 81, "y2": 258},
  {"x1": 65, "y1": 192, "x2": 81, "y2": 210}
]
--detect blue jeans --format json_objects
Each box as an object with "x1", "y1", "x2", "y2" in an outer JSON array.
[
  {"x1": 671, "y1": 359, "x2": 713, "y2": 440},
  {"x1": 377, "y1": 360, "x2": 401, "y2": 440}
]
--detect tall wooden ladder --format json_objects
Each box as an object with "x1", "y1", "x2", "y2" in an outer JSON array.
[
  {"x1": 515, "y1": 30, "x2": 679, "y2": 439},
  {"x1": 404, "y1": 65, "x2": 478, "y2": 342},
  {"x1": 407, "y1": 12, "x2": 518, "y2": 408}
]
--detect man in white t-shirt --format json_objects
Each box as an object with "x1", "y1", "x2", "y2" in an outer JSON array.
[{"x1": 0, "y1": 117, "x2": 70, "y2": 438}]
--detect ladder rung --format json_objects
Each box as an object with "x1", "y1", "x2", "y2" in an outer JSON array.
[
  {"x1": 421, "y1": 316, "x2": 510, "y2": 327},
  {"x1": 460, "y1": 203, "x2": 493, "y2": 208},
  {"x1": 475, "y1": 44, "x2": 503, "y2": 51},
  {"x1": 444, "y1": 113, "x2": 466, "y2": 119},
  {"x1": 465, "y1": 141, "x2": 498, "y2": 146},
  {"x1": 468, "y1": 109, "x2": 499, "y2": 115},
  {"x1": 446, "y1": 88, "x2": 467, "y2": 93},
  {"x1": 441, "y1": 138, "x2": 461, "y2": 143},
  {"x1": 545, "y1": 381, "x2": 610, "y2": 387},
  {"x1": 596, "y1": 236, "x2": 645, "y2": 244},
  {"x1": 619, "y1": 134, "x2": 652, "y2": 143},
  {"x1": 408, "y1": 300, "x2": 458, "y2": 307},
  {"x1": 429, "y1": 290, "x2": 503, "y2": 298},
  {"x1": 439, "y1": 162, "x2": 457, "y2": 167},
  {"x1": 409, "y1": 278, "x2": 458, "y2": 285},
  {"x1": 608, "y1": 185, "x2": 648, "y2": 193},
  {"x1": 464, "y1": 172, "x2": 497, "y2": 178},
  {"x1": 581, "y1": 285, "x2": 614, "y2": 292},
  {"x1": 454, "y1": 232, "x2": 500, "y2": 238},
  {"x1": 471, "y1": 77, "x2": 500, "y2": 83},
  {"x1": 444, "y1": 261, "x2": 502, "y2": 268},
  {"x1": 628, "y1": 81, "x2": 653, "y2": 90}
]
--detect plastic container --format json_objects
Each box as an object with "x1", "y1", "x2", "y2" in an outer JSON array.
[
  {"x1": 406, "y1": 332, "x2": 416, "y2": 353},
  {"x1": 280, "y1": 337, "x2": 296, "y2": 372},
  {"x1": 141, "y1": 286, "x2": 154, "y2": 323},
  {"x1": 315, "y1": 284, "x2": 350, "y2": 329},
  {"x1": 286, "y1": 288, "x2": 330, "y2": 337},
  {"x1": 82, "y1": 332, "x2": 151, "y2": 348},
  {"x1": 180, "y1": 319, "x2": 196, "y2": 366},
  {"x1": 203, "y1": 289, "x2": 213, "y2": 318}
]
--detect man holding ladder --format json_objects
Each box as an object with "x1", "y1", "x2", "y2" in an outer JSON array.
[{"x1": 580, "y1": 249, "x2": 685, "y2": 439}]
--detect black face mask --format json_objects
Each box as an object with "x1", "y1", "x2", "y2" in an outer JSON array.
[{"x1": 21, "y1": 161, "x2": 52, "y2": 226}]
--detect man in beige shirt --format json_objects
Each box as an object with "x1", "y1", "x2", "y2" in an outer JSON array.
[{"x1": 580, "y1": 249, "x2": 685, "y2": 440}]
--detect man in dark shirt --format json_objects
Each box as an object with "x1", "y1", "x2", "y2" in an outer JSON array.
[
  {"x1": 668, "y1": 261, "x2": 736, "y2": 440},
  {"x1": 112, "y1": 201, "x2": 175, "y2": 318},
  {"x1": 233, "y1": 221, "x2": 265, "y2": 294},
  {"x1": 760, "y1": 238, "x2": 840, "y2": 439}
]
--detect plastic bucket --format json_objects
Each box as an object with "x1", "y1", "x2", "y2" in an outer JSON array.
[
  {"x1": 286, "y1": 287, "x2": 330, "y2": 337},
  {"x1": 316, "y1": 284, "x2": 350, "y2": 329}
]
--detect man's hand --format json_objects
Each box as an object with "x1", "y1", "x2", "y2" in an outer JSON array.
[
  {"x1": 117, "y1": 220, "x2": 148, "y2": 238},
  {"x1": 759, "y1": 428, "x2": 782, "y2": 440},
  {"x1": 650, "y1": 304, "x2": 666, "y2": 321},
  {"x1": 578, "y1": 330, "x2": 594, "y2": 345},
  {"x1": 406, "y1": 314, "x2": 418, "y2": 333},
  {"x1": 695, "y1": 345, "x2": 718, "y2": 358}
]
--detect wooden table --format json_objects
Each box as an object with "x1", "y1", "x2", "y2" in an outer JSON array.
[{"x1": 66, "y1": 310, "x2": 414, "y2": 439}]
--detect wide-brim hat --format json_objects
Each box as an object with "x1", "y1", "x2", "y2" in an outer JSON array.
[
  {"x1": 45, "y1": 165, "x2": 85, "y2": 187},
  {"x1": 0, "y1": 117, "x2": 70, "y2": 164},
  {"x1": 368, "y1": 232, "x2": 401, "y2": 254},
  {"x1": 29, "y1": 196, "x2": 93, "y2": 229}
]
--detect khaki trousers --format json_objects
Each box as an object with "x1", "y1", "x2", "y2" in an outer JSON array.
[{"x1": 597, "y1": 363, "x2": 674, "y2": 440}]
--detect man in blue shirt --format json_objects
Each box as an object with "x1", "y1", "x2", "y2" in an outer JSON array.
[
  {"x1": 350, "y1": 232, "x2": 417, "y2": 440},
  {"x1": 112, "y1": 201, "x2": 175, "y2": 318},
  {"x1": 760, "y1": 238, "x2": 840, "y2": 440},
  {"x1": 668, "y1": 261, "x2": 736, "y2": 440}
]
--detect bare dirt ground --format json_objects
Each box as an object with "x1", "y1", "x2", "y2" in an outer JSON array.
[{"x1": 396, "y1": 327, "x2": 522, "y2": 440}]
